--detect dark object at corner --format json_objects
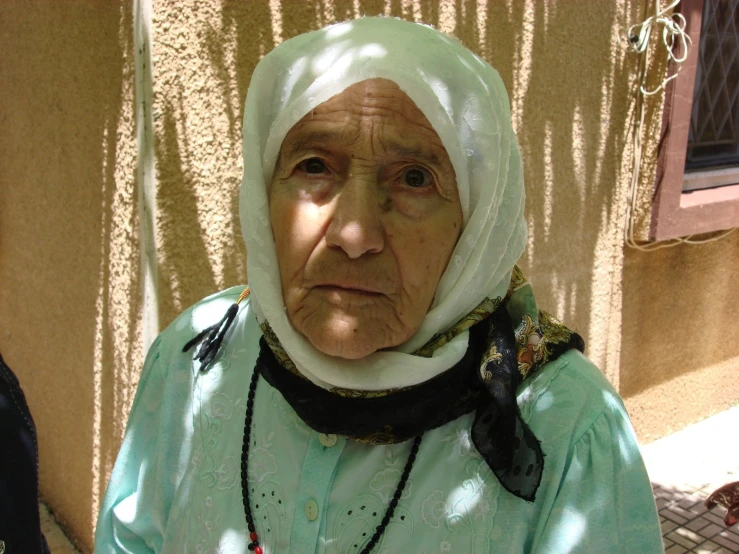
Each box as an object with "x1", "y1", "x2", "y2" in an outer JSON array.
[{"x1": 0, "y1": 353, "x2": 50, "y2": 554}]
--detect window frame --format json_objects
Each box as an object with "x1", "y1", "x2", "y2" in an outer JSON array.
[{"x1": 651, "y1": 0, "x2": 739, "y2": 241}]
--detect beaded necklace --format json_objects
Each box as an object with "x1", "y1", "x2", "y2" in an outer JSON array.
[{"x1": 240, "y1": 364, "x2": 422, "y2": 554}]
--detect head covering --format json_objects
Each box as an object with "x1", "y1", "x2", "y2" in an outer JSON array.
[{"x1": 240, "y1": 16, "x2": 527, "y2": 391}]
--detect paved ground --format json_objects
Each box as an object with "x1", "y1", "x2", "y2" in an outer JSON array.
[
  {"x1": 40, "y1": 406, "x2": 739, "y2": 553},
  {"x1": 40, "y1": 503, "x2": 81, "y2": 554},
  {"x1": 642, "y1": 406, "x2": 739, "y2": 553}
]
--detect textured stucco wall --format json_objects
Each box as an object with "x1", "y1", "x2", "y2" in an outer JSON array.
[
  {"x1": 621, "y1": 233, "x2": 739, "y2": 442},
  {"x1": 2, "y1": 1, "x2": 737, "y2": 551},
  {"x1": 0, "y1": 2, "x2": 139, "y2": 552}
]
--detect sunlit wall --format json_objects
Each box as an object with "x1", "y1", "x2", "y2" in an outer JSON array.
[{"x1": 0, "y1": 2, "x2": 140, "y2": 550}]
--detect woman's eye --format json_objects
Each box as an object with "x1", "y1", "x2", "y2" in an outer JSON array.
[
  {"x1": 404, "y1": 168, "x2": 429, "y2": 188},
  {"x1": 299, "y1": 157, "x2": 328, "y2": 174}
]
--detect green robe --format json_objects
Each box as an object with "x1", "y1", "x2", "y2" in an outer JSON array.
[{"x1": 94, "y1": 287, "x2": 662, "y2": 553}]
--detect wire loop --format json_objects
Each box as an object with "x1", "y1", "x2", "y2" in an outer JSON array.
[
  {"x1": 624, "y1": 0, "x2": 736, "y2": 250},
  {"x1": 626, "y1": 0, "x2": 691, "y2": 96}
]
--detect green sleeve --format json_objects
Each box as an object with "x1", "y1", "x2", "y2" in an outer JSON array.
[
  {"x1": 533, "y1": 403, "x2": 663, "y2": 553},
  {"x1": 94, "y1": 335, "x2": 171, "y2": 554}
]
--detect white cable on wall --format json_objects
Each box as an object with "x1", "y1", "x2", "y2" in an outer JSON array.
[
  {"x1": 134, "y1": 0, "x2": 159, "y2": 352},
  {"x1": 625, "y1": 0, "x2": 736, "y2": 251}
]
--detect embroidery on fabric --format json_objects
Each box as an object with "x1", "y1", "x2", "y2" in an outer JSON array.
[
  {"x1": 193, "y1": 501, "x2": 224, "y2": 554},
  {"x1": 333, "y1": 493, "x2": 414, "y2": 554},
  {"x1": 250, "y1": 478, "x2": 288, "y2": 553},
  {"x1": 368, "y1": 446, "x2": 415, "y2": 504},
  {"x1": 196, "y1": 385, "x2": 245, "y2": 490},
  {"x1": 419, "y1": 435, "x2": 499, "y2": 552},
  {"x1": 329, "y1": 444, "x2": 418, "y2": 553},
  {"x1": 247, "y1": 432, "x2": 278, "y2": 484},
  {"x1": 420, "y1": 490, "x2": 448, "y2": 529},
  {"x1": 191, "y1": 364, "x2": 247, "y2": 554},
  {"x1": 243, "y1": 409, "x2": 289, "y2": 552},
  {"x1": 440, "y1": 427, "x2": 478, "y2": 459}
]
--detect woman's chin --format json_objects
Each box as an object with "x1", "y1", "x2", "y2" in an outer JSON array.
[
  {"x1": 308, "y1": 332, "x2": 380, "y2": 360},
  {"x1": 290, "y1": 306, "x2": 415, "y2": 360},
  {"x1": 303, "y1": 322, "x2": 406, "y2": 360}
]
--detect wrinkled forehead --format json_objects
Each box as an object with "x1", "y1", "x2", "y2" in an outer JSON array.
[
  {"x1": 245, "y1": 17, "x2": 512, "y2": 222},
  {"x1": 279, "y1": 79, "x2": 447, "y2": 156}
]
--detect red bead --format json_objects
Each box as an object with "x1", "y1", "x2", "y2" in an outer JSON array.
[
  {"x1": 249, "y1": 532, "x2": 258, "y2": 542},
  {"x1": 254, "y1": 547, "x2": 263, "y2": 554}
]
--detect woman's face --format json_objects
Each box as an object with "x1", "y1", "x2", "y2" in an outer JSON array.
[{"x1": 269, "y1": 79, "x2": 462, "y2": 359}]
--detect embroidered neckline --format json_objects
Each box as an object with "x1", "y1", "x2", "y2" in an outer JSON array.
[{"x1": 240, "y1": 364, "x2": 422, "y2": 554}]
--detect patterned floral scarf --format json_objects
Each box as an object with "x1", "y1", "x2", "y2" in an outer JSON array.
[{"x1": 256, "y1": 266, "x2": 584, "y2": 501}]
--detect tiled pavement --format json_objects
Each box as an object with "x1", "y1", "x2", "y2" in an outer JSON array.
[
  {"x1": 652, "y1": 484, "x2": 739, "y2": 553},
  {"x1": 40, "y1": 406, "x2": 739, "y2": 553},
  {"x1": 642, "y1": 406, "x2": 739, "y2": 553},
  {"x1": 40, "y1": 503, "x2": 81, "y2": 554}
]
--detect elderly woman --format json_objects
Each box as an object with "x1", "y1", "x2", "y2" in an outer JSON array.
[{"x1": 95, "y1": 17, "x2": 662, "y2": 554}]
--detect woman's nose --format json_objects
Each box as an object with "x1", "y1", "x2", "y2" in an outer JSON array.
[{"x1": 325, "y1": 176, "x2": 385, "y2": 259}]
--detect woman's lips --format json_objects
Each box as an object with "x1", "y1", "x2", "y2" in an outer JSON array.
[{"x1": 315, "y1": 284, "x2": 384, "y2": 296}]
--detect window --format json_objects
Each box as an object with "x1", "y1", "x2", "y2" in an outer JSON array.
[{"x1": 651, "y1": 0, "x2": 739, "y2": 240}]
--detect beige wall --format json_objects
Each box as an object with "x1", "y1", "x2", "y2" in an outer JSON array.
[
  {"x1": 621, "y1": 234, "x2": 739, "y2": 442},
  {"x1": 1, "y1": 1, "x2": 737, "y2": 551},
  {"x1": 0, "y1": 2, "x2": 139, "y2": 551}
]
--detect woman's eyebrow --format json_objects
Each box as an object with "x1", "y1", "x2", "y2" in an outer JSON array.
[
  {"x1": 385, "y1": 144, "x2": 443, "y2": 167},
  {"x1": 379, "y1": 139, "x2": 446, "y2": 169},
  {"x1": 282, "y1": 130, "x2": 447, "y2": 169},
  {"x1": 283, "y1": 130, "x2": 347, "y2": 158}
]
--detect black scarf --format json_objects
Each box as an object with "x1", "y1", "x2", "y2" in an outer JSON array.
[
  {"x1": 185, "y1": 270, "x2": 585, "y2": 502},
  {"x1": 257, "y1": 305, "x2": 583, "y2": 502}
]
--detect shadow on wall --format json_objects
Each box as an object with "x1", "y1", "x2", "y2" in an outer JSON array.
[
  {"x1": 156, "y1": 95, "x2": 220, "y2": 324},
  {"x1": 0, "y1": 1, "x2": 140, "y2": 550},
  {"x1": 479, "y1": 0, "x2": 636, "y2": 346},
  {"x1": 155, "y1": 0, "x2": 642, "y2": 356}
]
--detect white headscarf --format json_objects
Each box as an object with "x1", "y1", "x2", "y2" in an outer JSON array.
[{"x1": 240, "y1": 17, "x2": 527, "y2": 391}]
